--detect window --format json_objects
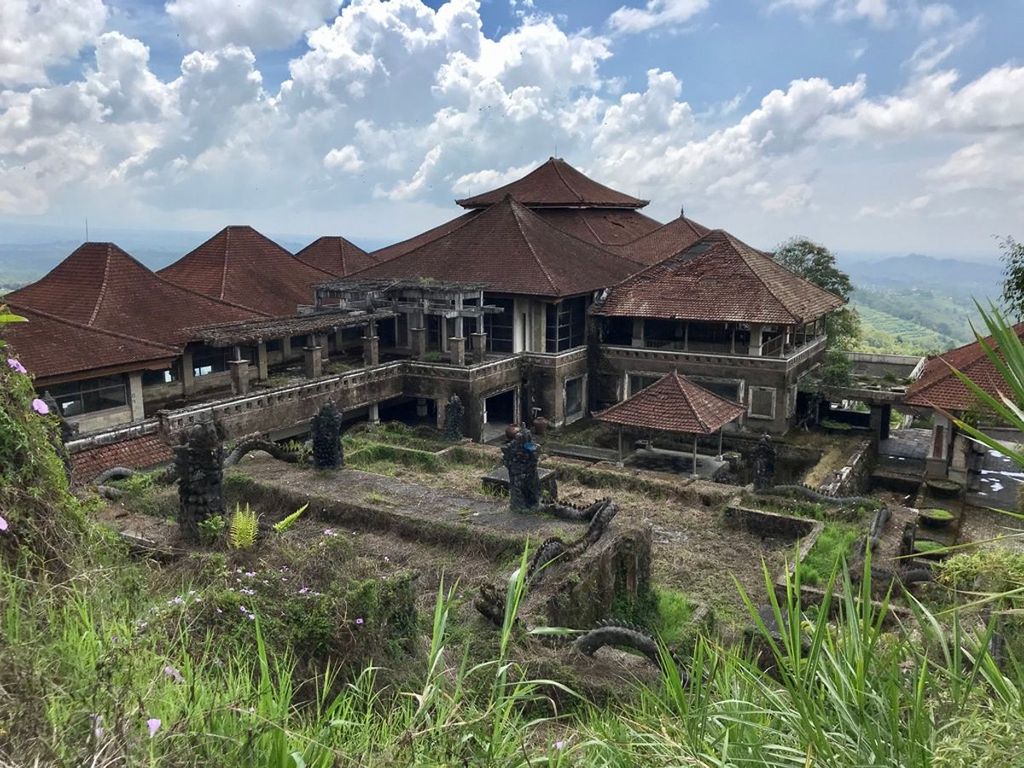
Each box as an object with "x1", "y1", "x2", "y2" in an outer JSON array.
[
  {"x1": 485, "y1": 297, "x2": 514, "y2": 353},
  {"x1": 564, "y1": 376, "x2": 585, "y2": 418},
  {"x1": 627, "y1": 373, "x2": 660, "y2": 397},
  {"x1": 47, "y1": 375, "x2": 128, "y2": 417},
  {"x1": 749, "y1": 387, "x2": 776, "y2": 420},
  {"x1": 693, "y1": 378, "x2": 740, "y2": 403},
  {"x1": 545, "y1": 296, "x2": 587, "y2": 352},
  {"x1": 142, "y1": 365, "x2": 179, "y2": 386},
  {"x1": 266, "y1": 339, "x2": 283, "y2": 353},
  {"x1": 191, "y1": 345, "x2": 232, "y2": 377}
]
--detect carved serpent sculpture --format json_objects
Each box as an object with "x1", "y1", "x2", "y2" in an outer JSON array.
[
  {"x1": 757, "y1": 484, "x2": 877, "y2": 508},
  {"x1": 538, "y1": 496, "x2": 611, "y2": 522}
]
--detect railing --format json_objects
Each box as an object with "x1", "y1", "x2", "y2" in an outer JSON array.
[{"x1": 604, "y1": 336, "x2": 826, "y2": 371}]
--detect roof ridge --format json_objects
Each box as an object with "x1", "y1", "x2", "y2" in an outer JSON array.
[
  {"x1": 219, "y1": 227, "x2": 231, "y2": 300},
  {"x1": 8, "y1": 301, "x2": 179, "y2": 352},
  {"x1": 509, "y1": 200, "x2": 560, "y2": 295},
  {"x1": 550, "y1": 158, "x2": 584, "y2": 204},
  {"x1": 87, "y1": 243, "x2": 113, "y2": 327}
]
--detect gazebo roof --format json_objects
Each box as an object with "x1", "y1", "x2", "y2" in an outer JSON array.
[{"x1": 595, "y1": 371, "x2": 745, "y2": 435}]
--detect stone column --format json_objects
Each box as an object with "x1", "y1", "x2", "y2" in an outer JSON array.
[
  {"x1": 471, "y1": 331, "x2": 487, "y2": 363},
  {"x1": 304, "y1": 345, "x2": 323, "y2": 379},
  {"x1": 632, "y1": 317, "x2": 645, "y2": 348},
  {"x1": 363, "y1": 335, "x2": 380, "y2": 366},
  {"x1": 128, "y1": 371, "x2": 145, "y2": 422},
  {"x1": 449, "y1": 336, "x2": 466, "y2": 366},
  {"x1": 320, "y1": 333, "x2": 330, "y2": 362},
  {"x1": 256, "y1": 342, "x2": 269, "y2": 381},
  {"x1": 410, "y1": 327, "x2": 427, "y2": 359},
  {"x1": 369, "y1": 402, "x2": 380, "y2": 425},
  {"x1": 748, "y1": 324, "x2": 763, "y2": 357},
  {"x1": 181, "y1": 348, "x2": 195, "y2": 396},
  {"x1": 282, "y1": 335, "x2": 293, "y2": 359},
  {"x1": 229, "y1": 359, "x2": 250, "y2": 395}
]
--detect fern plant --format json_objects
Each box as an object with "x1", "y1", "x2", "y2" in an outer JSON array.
[
  {"x1": 272, "y1": 503, "x2": 309, "y2": 534},
  {"x1": 229, "y1": 503, "x2": 258, "y2": 550}
]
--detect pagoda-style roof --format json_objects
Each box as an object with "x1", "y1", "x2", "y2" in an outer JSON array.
[
  {"x1": 4, "y1": 242, "x2": 260, "y2": 347},
  {"x1": 295, "y1": 236, "x2": 377, "y2": 277},
  {"x1": 605, "y1": 214, "x2": 711, "y2": 265},
  {"x1": 456, "y1": 157, "x2": 649, "y2": 210},
  {"x1": 159, "y1": 226, "x2": 334, "y2": 317},
  {"x1": 371, "y1": 211, "x2": 480, "y2": 263},
  {"x1": 186, "y1": 309, "x2": 397, "y2": 348},
  {"x1": 595, "y1": 371, "x2": 745, "y2": 435},
  {"x1": 536, "y1": 208, "x2": 663, "y2": 251},
  {"x1": 4, "y1": 304, "x2": 176, "y2": 384},
  {"x1": 593, "y1": 230, "x2": 844, "y2": 325},
  {"x1": 903, "y1": 324, "x2": 1024, "y2": 412},
  {"x1": 350, "y1": 197, "x2": 640, "y2": 299}
]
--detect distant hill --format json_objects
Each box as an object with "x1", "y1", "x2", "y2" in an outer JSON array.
[{"x1": 842, "y1": 253, "x2": 1002, "y2": 295}]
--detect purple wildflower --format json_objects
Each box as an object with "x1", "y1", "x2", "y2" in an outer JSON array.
[
  {"x1": 355, "y1": 617, "x2": 364, "y2": 626},
  {"x1": 553, "y1": 740, "x2": 566, "y2": 750},
  {"x1": 0, "y1": 515, "x2": 8, "y2": 532},
  {"x1": 147, "y1": 718, "x2": 161, "y2": 737},
  {"x1": 7, "y1": 358, "x2": 26, "y2": 374},
  {"x1": 31, "y1": 398, "x2": 49, "y2": 415}
]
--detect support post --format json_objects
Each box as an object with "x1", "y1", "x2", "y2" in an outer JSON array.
[
  {"x1": 229, "y1": 358, "x2": 250, "y2": 395},
  {"x1": 128, "y1": 372, "x2": 145, "y2": 422},
  {"x1": 692, "y1": 434, "x2": 699, "y2": 479},
  {"x1": 303, "y1": 345, "x2": 322, "y2": 379},
  {"x1": 450, "y1": 336, "x2": 466, "y2": 366},
  {"x1": 748, "y1": 324, "x2": 763, "y2": 357},
  {"x1": 282, "y1": 335, "x2": 293, "y2": 359},
  {"x1": 256, "y1": 342, "x2": 269, "y2": 381},
  {"x1": 320, "y1": 334, "x2": 330, "y2": 362},
  {"x1": 718, "y1": 427, "x2": 724, "y2": 459},
  {"x1": 181, "y1": 348, "x2": 195, "y2": 396},
  {"x1": 471, "y1": 331, "x2": 487, "y2": 363},
  {"x1": 369, "y1": 402, "x2": 380, "y2": 425},
  {"x1": 617, "y1": 427, "x2": 624, "y2": 465},
  {"x1": 363, "y1": 335, "x2": 380, "y2": 367},
  {"x1": 410, "y1": 327, "x2": 427, "y2": 359}
]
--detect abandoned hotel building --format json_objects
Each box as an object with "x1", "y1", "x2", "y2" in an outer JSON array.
[{"x1": 6, "y1": 158, "x2": 854, "y2": 476}]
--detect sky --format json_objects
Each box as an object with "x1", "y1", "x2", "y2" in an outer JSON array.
[{"x1": 1, "y1": 0, "x2": 1022, "y2": 258}]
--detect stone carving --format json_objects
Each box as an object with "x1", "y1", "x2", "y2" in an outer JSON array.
[
  {"x1": 574, "y1": 620, "x2": 688, "y2": 683},
  {"x1": 539, "y1": 496, "x2": 607, "y2": 522},
  {"x1": 525, "y1": 500, "x2": 618, "y2": 585},
  {"x1": 751, "y1": 433, "x2": 777, "y2": 491},
  {"x1": 224, "y1": 435, "x2": 301, "y2": 467},
  {"x1": 443, "y1": 394, "x2": 465, "y2": 441},
  {"x1": 501, "y1": 424, "x2": 542, "y2": 511},
  {"x1": 311, "y1": 401, "x2": 344, "y2": 469},
  {"x1": 174, "y1": 420, "x2": 226, "y2": 541}
]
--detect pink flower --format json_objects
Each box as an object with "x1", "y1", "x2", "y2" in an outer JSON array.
[
  {"x1": 7, "y1": 358, "x2": 26, "y2": 374},
  {"x1": 355, "y1": 617, "x2": 364, "y2": 626},
  {"x1": 0, "y1": 515, "x2": 8, "y2": 532},
  {"x1": 147, "y1": 718, "x2": 161, "y2": 737},
  {"x1": 31, "y1": 398, "x2": 49, "y2": 415}
]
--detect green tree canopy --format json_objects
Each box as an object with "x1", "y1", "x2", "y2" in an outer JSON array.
[
  {"x1": 774, "y1": 237, "x2": 853, "y2": 301},
  {"x1": 998, "y1": 235, "x2": 1024, "y2": 319}
]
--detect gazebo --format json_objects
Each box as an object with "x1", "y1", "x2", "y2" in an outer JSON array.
[{"x1": 595, "y1": 371, "x2": 746, "y2": 477}]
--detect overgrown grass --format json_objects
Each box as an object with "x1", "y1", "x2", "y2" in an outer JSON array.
[{"x1": 796, "y1": 522, "x2": 860, "y2": 585}]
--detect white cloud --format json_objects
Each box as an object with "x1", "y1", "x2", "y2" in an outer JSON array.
[
  {"x1": 165, "y1": 0, "x2": 340, "y2": 50},
  {"x1": 0, "y1": 0, "x2": 108, "y2": 86},
  {"x1": 324, "y1": 145, "x2": 364, "y2": 172},
  {"x1": 608, "y1": 0, "x2": 710, "y2": 34}
]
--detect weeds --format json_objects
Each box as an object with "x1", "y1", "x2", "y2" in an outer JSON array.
[{"x1": 228, "y1": 503, "x2": 258, "y2": 549}]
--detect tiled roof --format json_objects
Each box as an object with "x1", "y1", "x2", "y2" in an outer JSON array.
[
  {"x1": 159, "y1": 226, "x2": 334, "y2": 317},
  {"x1": 4, "y1": 242, "x2": 259, "y2": 347},
  {"x1": 350, "y1": 197, "x2": 641, "y2": 298},
  {"x1": 456, "y1": 157, "x2": 649, "y2": 209},
  {"x1": 593, "y1": 229, "x2": 844, "y2": 325},
  {"x1": 4, "y1": 304, "x2": 176, "y2": 383},
  {"x1": 903, "y1": 324, "x2": 1024, "y2": 411},
  {"x1": 595, "y1": 371, "x2": 745, "y2": 435},
  {"x1": 371, "y1": 211, "x2": 481, "y2": 262},
  {"x1": 537, "y1": 208, "x2": 664, "y2": 251},
  {"x1": 605, "y1": 215, "x2": 711, "y2": 265},
  {"x1": 295, "y1": 236, "x2": 377, "y2": 277},
  {"x1": 71, "y1": 433, "x2": 173, "y2": 483}
]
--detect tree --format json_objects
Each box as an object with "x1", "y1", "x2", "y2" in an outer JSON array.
[
  {"x1": 998, "y1": 236, "x2": 1024, "y2": 319},
  {"x1": 774, "y1": 237, "x2": 860, "y2": 349}
]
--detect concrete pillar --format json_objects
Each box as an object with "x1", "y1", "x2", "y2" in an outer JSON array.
[
  {"x1": 320, "y1": 334, "x2": 330, "y2": 362},
  {"x1": 683, "y1": 322, "x2": 689, "y2": 352},
  {"x1": 256, "y1": 342, "x2": 269, "y2": 381},
  {"x1": 455, "y1": 315, "x2": 464, "y2": 338},
  {"x1": 128, "y1": 372, "x2": 145, "y2": 422},
  {"x1": 450, "y1": 336, "x2": 466, "y2": 366},
  {"x1": 335, "y1": 327, "x2": 345, "y2": 348},
  {"x1": 181, "y1": 348, "x2": 195, "y2": 396},
  {"x1": 369, "y1": 402, "x2": 380, "y2": 425},
  {"x1": 363, "y1": 335, "x2": 380, "y2": 366},
  {"x1": 229, "y1": 359, "x2": 250, "y2": 395},
  {"x1": 416, "y1": 398, "x2": 428, "y2": 419},
  {"x1": 304, "y1": 346, "x2": 322, "y2": 379},
  {"x1": 471, "y1": 331, "x2": 487, "y2": 363},
  {"x1": 410, "y1": 327, "x2": 427, "y2": 359},
  {"x1": 632, "y1": 318, "x2": 645, "y2": 348},
  {"x1": 282, "y1": 335, "x2": 293, "y2": 359},
  {"x1": 748, "y1": 324, "x2": 763, "y2": 357}
]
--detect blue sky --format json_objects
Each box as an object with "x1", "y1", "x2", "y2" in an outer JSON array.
[{"x1": 1, "y1": 0, "x2": 1022, "y2": 260}]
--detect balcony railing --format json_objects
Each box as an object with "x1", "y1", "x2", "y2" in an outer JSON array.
[{"x1": 605, "y1": 336, "x2": 827, "y2": 371}]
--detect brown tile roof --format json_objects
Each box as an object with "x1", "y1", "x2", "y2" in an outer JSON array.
[
  {"x1": 605, "y1": 215, "x2": 711, "y2": 265},
  {"x1": 903, "y1": 324, "x2": 1024, "y2": 412},
  {"x1": 595, "y1": 371, "x2": 745, "y2": 435},
  {"x1": 159, "y1": 226, "x2": 334, "y2": 317},
  {"x1": 350, "y1": 197, "x2": 641, "y2": 298},
  {"x1": 456, "y1": 157, "x2": 649, "y2": 209},
  {"x1": 537, "y1": 208, "x2": 664, "y2": 251},
  {"x1": 295, "y1": 236, "x2": 377, "y2": 277},
  {"x1": 3, "y1": 304, "x2": 176, "y2": 384},
  {"x1": 371, "y1": 210, "x2": 481, "y2": 262},
  {"x1": 71, "y1": 433, "x2": 173, "y2": 483},
  {"x1": 593, "y1": 229, "x2": 844, "y2": 325},
  {"x1": 4, "y1": 242, "x2": 259, "y2": 347}
]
